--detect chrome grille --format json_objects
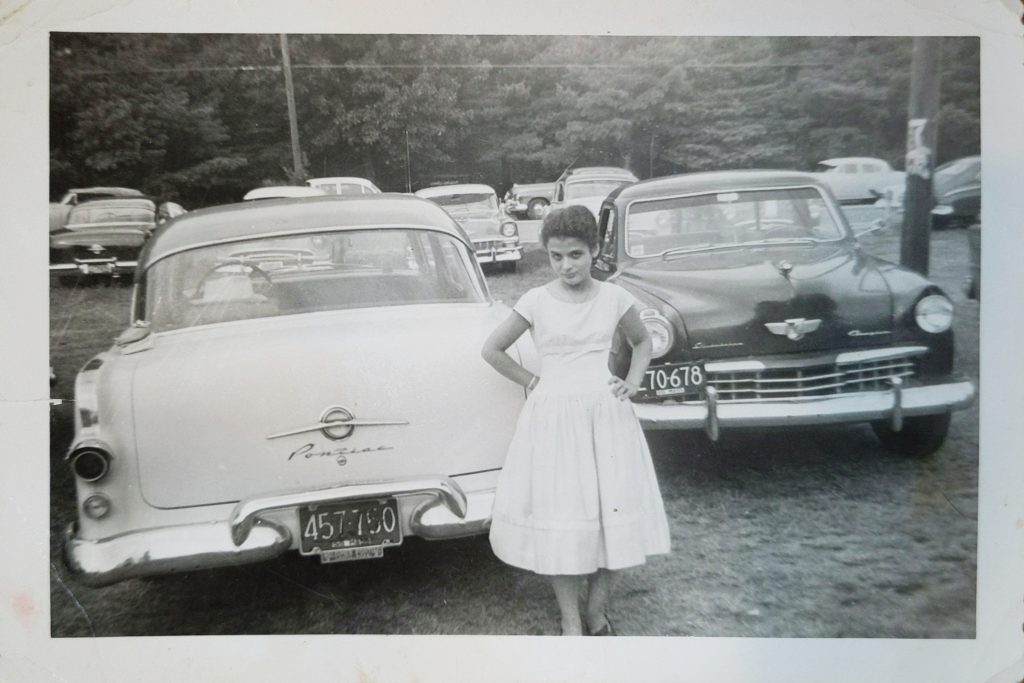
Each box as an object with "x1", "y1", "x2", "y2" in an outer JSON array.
[{"x1": 706, "y1": 347, "x2": 923, "y2": 401}]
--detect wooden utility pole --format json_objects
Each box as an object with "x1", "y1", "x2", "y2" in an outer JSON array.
[
  {"x1": 900, "y1": 37, "x2": 943, "y2": 275},
  {"x1": 405, "y1": 129, "x2": 412, "y2": 193},
  {"x1": 280, "y1": 34, "x2": 304, "y2": 181}
]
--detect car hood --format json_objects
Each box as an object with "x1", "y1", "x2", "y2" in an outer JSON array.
[
  {"x1": 616, "y1": 242, "x2": 896, "y2": 357},
  {"x1": 130, "y1": 304, "x2": 523, "y2": 508},
  {"x1": 446, "y1": 211, "x2": 501, "y2": 238}
]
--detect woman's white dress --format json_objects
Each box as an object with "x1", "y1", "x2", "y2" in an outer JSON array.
[{"x1": 488, "y1": 280, "x2": 671, "y2": 575}]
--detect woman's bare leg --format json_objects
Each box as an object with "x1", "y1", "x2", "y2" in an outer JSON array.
[
  {"x1": 549, "y1": 575, "x2": 583, "y2": 635},
  {"x1": 585, "y1": 568, "x2": 616, "y2": 633}
]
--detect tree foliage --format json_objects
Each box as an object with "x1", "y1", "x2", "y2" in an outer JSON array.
[{"x1": 49, "y1": 34, "x2": 979, "y2": 207}]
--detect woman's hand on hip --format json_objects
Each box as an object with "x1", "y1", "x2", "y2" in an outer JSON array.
[{"x1": 608, "y1": 376, "x2": 638, "y2": 401}]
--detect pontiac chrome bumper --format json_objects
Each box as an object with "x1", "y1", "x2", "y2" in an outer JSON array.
[
  {"x1": 63, "y1": 518, "x2": 292, "y2": 587},
  {"x1": 63, "y1": 476, "x2": 494, "y2": 586},
  {"x1": 634, "y1": 379, "x2": 975, "y2": 437}
]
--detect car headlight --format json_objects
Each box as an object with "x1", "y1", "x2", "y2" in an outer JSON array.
[
  {"x1": 914, "y1": 294, "x2": 954, "y2": 333},
  {"x1": 500, "y1": 221, "x2": 518, "y2": 238},
  {"x1": 640, "y1": 308, "x2": 675, "y2": 358}
]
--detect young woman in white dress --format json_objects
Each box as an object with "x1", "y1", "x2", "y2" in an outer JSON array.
[{"x1": 481, "y1": 205, "x2": 671, "y2": 636}]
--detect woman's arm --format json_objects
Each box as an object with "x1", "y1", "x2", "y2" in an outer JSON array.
[
  {"x1": 609, "y1": 305, "x2": 653, "y2": 400},
  {"x1": 481, "y1": 312, "x2": 536, "y2": 388}
]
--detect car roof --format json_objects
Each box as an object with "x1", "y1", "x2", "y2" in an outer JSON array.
[
  {"x1": 140, "y1": 194, "x2": 467, "y2": 270},
  {"x1": 608, "y1": 169, "x2": 835, "y2": 204},
  {"x1": 243, "y1": 186, "x2": 326, "y2": 200},
  {"x1": 559, "y1": 166, "x2": 638, "y2": 182},
  {"x1": 818, "y1": 157, "x2": 890, "y2": 166},
  {"x1": 67, "y1": 187, "x2": 145, "y2": 197},
  {"x1": 414, "y1": 183, "x2": 496, "y2": 198},
  {"x1": 307, "y1": 176, "x2": 379, "y2": 186},
  {"x1": 69, "y1": 197, "x2": 156, "y2": 211}
]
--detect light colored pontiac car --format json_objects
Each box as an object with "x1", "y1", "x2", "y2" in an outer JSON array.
[
  {"x1": 62, "y1": 195, "x2": 532, "y2": 586},
  {"x1": 415, "y1": 183, "x2": 522, "y2": 272},
  {"x1": 814, "y1": 157, "x2": 906, "y2": 204}
]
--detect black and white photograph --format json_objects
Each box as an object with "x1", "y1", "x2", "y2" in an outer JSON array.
[{"x1": 3, "y1": 2, "x2": 1023, "y2": 682}]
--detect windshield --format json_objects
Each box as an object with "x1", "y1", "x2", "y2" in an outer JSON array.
[
  {"x1": 565, "y1": 179, "x2": 629, "y2": 200},
  {"x1": 426, "y1": 193, "x2": 497, "y2": 213},
  {"x1": 625, "y1": 187, "x2": 845, "y2": 258},
  {"x1": 143, "y1": 228, "x2": 486, "y2": 332}
]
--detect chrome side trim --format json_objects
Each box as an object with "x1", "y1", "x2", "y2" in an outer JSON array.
[
  {"x1": 229, "y1": 477, "x2": 468, "y2": 546},
  {"x1": 63, "y1": 519, "x2": 291, "y2": 587}
]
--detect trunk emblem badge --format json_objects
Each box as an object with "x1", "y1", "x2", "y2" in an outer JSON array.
[
  {"x1": 776, "y1": 260, "x2": 793, "y2": 277},
  {"x1": 266, "y1": 405, "x2": 409, "y2": 441},
  {"x1": 765, "y1": 318, "x2": 821, "y2": 341}
]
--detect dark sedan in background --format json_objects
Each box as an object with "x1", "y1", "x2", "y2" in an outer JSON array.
[{"x1": 595, "y1": 170, "x2": 974, "y2": 457}]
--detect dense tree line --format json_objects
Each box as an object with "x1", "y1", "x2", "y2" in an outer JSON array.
[{"x1": 50, "y1": 34, "x2": 979, "y2": 208}]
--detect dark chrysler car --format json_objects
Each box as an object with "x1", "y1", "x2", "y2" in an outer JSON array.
[{"x1": 595, "y1": 170, "x2": 974, "y2": 457}]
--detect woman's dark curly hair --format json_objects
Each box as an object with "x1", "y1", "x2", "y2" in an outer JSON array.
[{"x1": 539, "y1": 205, "x2": 599, "y2": 251}]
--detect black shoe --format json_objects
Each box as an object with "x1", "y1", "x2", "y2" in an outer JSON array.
[{"x1": 587, "y1": 614, "x2": 616, "y2": 636}]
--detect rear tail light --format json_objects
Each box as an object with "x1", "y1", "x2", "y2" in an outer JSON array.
[
  {"x1": 69, "y1": 442, "x2": 112, "y2": 482},
  {"x1": 82, "y1": 494, "x2": 112, "y2": 519}
]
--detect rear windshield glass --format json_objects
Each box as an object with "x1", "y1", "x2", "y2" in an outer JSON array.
[
  {"x1": 625, "y1": 187, "x2": 845, "y2": 257},
  {"x1": 144, "y1": 228, "x2": 486, "y2": 332}
]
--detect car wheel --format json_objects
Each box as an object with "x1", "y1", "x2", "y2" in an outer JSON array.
[
  {"x1": 870, "y1": 412, "x2": 951, "y2": 458},
  {"x1": 527, "y1": 198, "x2": 549, "y2": 220}
]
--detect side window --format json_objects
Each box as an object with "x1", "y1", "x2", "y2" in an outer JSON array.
[{"x1": 840, "y1": 163, "x2": 858, "y2": 174}]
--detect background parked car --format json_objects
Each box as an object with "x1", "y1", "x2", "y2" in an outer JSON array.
[
  {"x1": 546, "y1": 166, "x2": 638, "y2": 219},
  {"x1": 930, "y1": 155, "x2": 981, "y2": 230},
  {"x1": 61, "y1": 194, "x2": 535, "y2": 586},
  {"x1": 49, "y1": 195, "x2": 158, "y2": 285},
  {"x1": 503, "y1": 182, "x2": 554, "y2": 220},
  {"x1": 593, "y1": 170, "x2": 973, "y2": 457},
  {"x1": 307, "y1": 176, "x2": 382, "y2": 196},
  {"x1": 49, "y1": 187, "x2": 147, "y2": 232},
  {"x1": 815, "y1": 156, "x2": 905, "y2": 204},
  {"x1": 415, "y1": 183, "x2": 522, "y2": 271}
]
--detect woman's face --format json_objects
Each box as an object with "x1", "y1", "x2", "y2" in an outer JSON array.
[{"x1": 546, "y1": 236, "x2": 598, "y2": 288}]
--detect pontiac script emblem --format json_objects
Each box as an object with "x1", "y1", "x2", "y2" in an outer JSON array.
[
  {"x1": 266, "y1": 405, "x2": 408, "y2": 441},
  {"x1": 765, "y1": 318, "x2": 821, "y2": 341}
]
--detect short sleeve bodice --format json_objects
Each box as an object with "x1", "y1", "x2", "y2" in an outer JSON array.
[{"x1": 513, "y1": 281, "x2": 637, "y2": 358}]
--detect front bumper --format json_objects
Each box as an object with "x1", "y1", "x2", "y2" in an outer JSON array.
[
  {"x1": 63, "y1": 475, "x2": 495, "y2": 587},
  {"x1": 474, "y1": 245, "x2": 523, "y2": 264},
  {"x1": 634, "y1": 378, "x2": 975, "y2": 437}
]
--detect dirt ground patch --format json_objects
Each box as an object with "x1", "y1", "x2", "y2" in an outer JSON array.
[{"x1": 49, "y1": 221, "x2": 978, "y2": 637}]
